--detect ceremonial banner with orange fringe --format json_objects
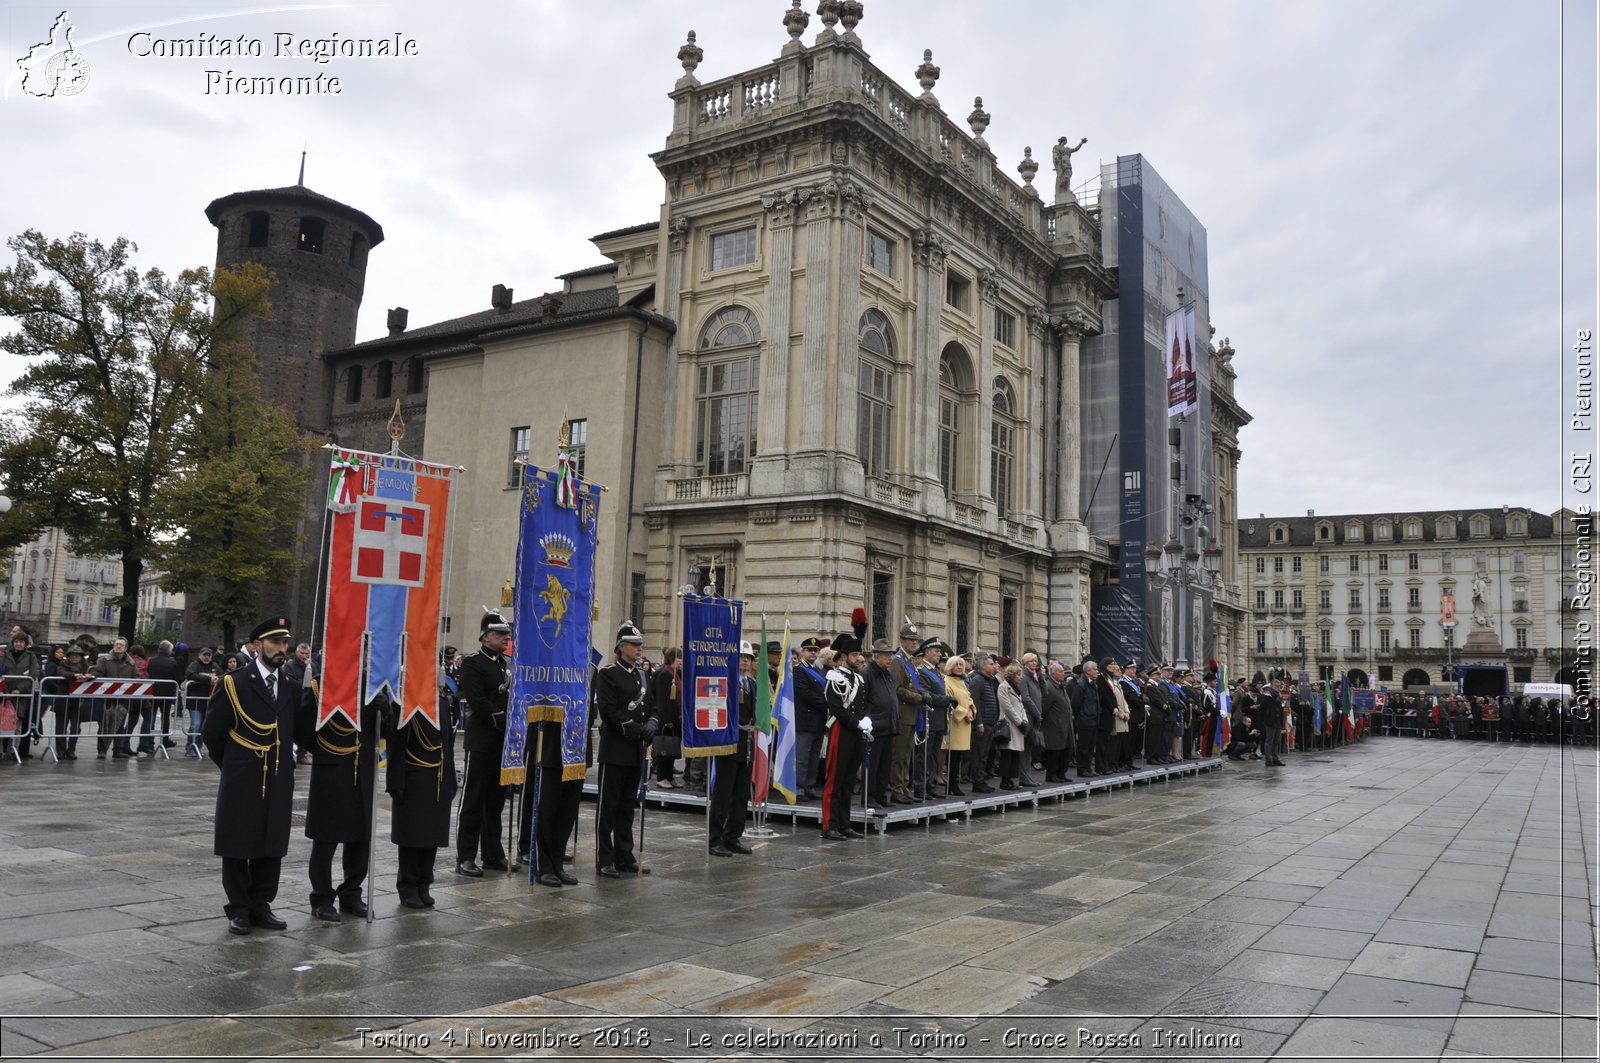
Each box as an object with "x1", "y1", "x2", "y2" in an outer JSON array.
[
  {"x1": 503, "y1": 468, "x2": 601, "y2": 784},
  {"x1": 321, "y1": 449, "x2": 454, "y2": 729}
]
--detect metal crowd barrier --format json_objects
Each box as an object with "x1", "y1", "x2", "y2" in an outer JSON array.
[{"x1": 30, "y1": 676, "x2": 184, "y2": 762}]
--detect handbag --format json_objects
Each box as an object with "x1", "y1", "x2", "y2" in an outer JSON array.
[
  {"x1": 652, "y1": 733, "x2": 682, "y2": 759},
  {"x1": 992, "y1": 716, "x2": 1012, "y2": 745},
  {"x1": 0, "y1": 697, "x2": 16, "y2": 734}
]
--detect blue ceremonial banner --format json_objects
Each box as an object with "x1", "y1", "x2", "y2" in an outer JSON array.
[
  {"x1": 502, "y1": 467, "x2": 602, "y2": 785},
  {"x1": 681, "y1": 594, "x2": 742, "y2": 758}
]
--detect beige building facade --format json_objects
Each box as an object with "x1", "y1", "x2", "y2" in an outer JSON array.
[
  {"x1": 1240, "y1": 508, "x2": 1583, "y2": 691},
  {"x1": 0, "y1": 527, "x2": 185, "y2": 647},
  {"x1": 316, "y1": 9, "x2": 1252, "y2": 664}
]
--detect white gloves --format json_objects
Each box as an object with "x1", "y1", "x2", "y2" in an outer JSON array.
[{"x1": 858, "y1": 716, "x2": 874, "y2": 736}]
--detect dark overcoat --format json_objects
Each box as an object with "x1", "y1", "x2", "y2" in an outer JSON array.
[
  {"x1": 294, "y1": 680, "x2": 378, "y2": 843},
  {"x1": 203, "y1": 666, "x2": 297, "y2": 859},
  {"x1": 385, "y1": 708, "x2": 458, "y2": 848}
]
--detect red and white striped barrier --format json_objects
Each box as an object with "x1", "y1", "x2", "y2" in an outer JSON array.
[{"x1": 70, "y1": 679, "x2": 157, "y2": 697}]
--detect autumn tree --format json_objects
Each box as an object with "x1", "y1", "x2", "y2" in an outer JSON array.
[{"x1": 0, "y1": 230, "x2": 270, "y2": 637}]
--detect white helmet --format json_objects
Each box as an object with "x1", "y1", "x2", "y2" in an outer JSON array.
[{"x1": 739, "y1": 641, "x2": 755, "y2": 657}]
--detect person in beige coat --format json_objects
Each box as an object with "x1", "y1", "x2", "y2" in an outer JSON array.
[
  {"x1": 942, "y1": 656, "x2": 976, "y2": 796},
  {"x1": 996, "y1": 663, "x2": 1030, "y2": 790}
]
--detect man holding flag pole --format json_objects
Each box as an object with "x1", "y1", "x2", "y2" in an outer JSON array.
[{"x1": 709, "y1": 642, "x2": 758, "y2": 857}]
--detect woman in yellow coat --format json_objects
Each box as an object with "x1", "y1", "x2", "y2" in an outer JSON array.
[{"x1": 942, "y1": 655, "x2": 976, "y2": 797}]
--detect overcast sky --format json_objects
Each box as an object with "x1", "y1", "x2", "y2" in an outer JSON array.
[{"x1": 2, "y1": 0, "x2": 1591, "y2": 521}]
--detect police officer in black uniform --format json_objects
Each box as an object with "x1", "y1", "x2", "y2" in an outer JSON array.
[
  {"x1": 820, "y1": 633, "x2": 871, "y2": 840},
  {"x1": 387, "y1": 691, "x2": 457, "y2": 908},
  {"x1": 709, "y1": 642, "x2": 757, "y2": 857},
  {"x1": 203, "y1": 616, "x2": 299, "y2": 935},
  {"x1": 456, "y1": 611, "x2": 511, "y2": 876},
  {"x1": 593, "y1": 621, "x2": 657, "y2": 878},
  {"x1": 294, "y1": 670, "x2": 377, "y2": 924}
]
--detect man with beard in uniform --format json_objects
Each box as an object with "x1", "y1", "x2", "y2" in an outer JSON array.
[
  {"x1": 203, "y1": 617, "x2": 299, "y2": 935},
  {"x1": 593, "y1": 621, "x2": 657, "y2": 878},
  {"x1": 456, "y1": 612, "x2": 512, "y2": 877},
  {"x1": 709, "y1": 643, "x2": 757, "y2": 857},
  {"x1": 820, "y1": 633, "x2": 870, "y2": 841},
  {"x1": 294, "y1": 667, "x2": 377, "y2": 923}
]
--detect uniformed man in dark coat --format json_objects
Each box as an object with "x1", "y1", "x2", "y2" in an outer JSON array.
[
  {"x1": 791, "y1": 637, "x2": 828, "y2": 800},
  {"x1": 294, "y1": 673, "x2": 377, "y2": 924},
  {"x1": 386, "y1": 693, "x2": 457, "y2": 908},
  {"x1": 593, "y1": 620, "x2": 657, "y2": 878},
  {"x1": 820, "y1": 633, "x2": 869, "y2": 840},
  {"x1": 456, "y1": 612, "x2": 511, "y2": 877},
  {"x1": 203, "y1": 616, "x2": 298, "y2": 935},
  {"x1": 709, "y1": 642, "x2": 757, "y2": 857}
]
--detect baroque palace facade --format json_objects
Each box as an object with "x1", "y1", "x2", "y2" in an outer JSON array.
[
  {"x1": 1239, "y1": 508, "x2": 1584, "y2": 691},
  {"x1": 209, "y1": 4, "x2": 1251, "y2": 665}
]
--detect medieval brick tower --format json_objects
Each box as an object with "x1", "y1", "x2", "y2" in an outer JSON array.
[{"x1": 202, "y1": 179, "x2": 384, "y2": 634}]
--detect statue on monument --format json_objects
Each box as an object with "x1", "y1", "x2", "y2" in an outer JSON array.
[
  {"x1": 1470, "y1": 570, "x2": 1492, "y2": 628},
  {"x1": 1053, "y1": 135, "x2": 1087, "y2": 198}
]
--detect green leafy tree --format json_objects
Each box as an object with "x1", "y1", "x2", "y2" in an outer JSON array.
[
  {"x1": 155, "y1": 273, "x2": 309, "y2": 648},
  {"x1": 0, "y1": 230, "x2": 268, "y2": 637}
]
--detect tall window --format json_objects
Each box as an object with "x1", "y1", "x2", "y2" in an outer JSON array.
[
  {"x1": 375, "y1": 360, "x2": 393, "y2": 399},
  {"x1": 630, "y1": 573, "x2": 646, "y2": 629},
  {"x1": 1319, "y1": 629, "x2": 1331, "y2": 653},
  {"x1": 871, "y1": 572, "x2": 892, "y2": 645},
  {"x1": 1001, "y1": 595, "x2": 1018, "y2": 658},
  {"x1": 1256, "y1": 590, "x2": 1266, "y2": 610},
  {"x1": 938, "y1": 375, "x2": 961, "y2": 495},
  {"x1": 508, "y1": 425, "x2": 530, "y2": 486},
  {"x1": 955, "y1": 584, "x2": 974, "y2": 655},
  {"x1": 1378, "y1": 588, "x2": 1390, "y2": 610},
  {"x1": 1408, "y1": 552, "x2": 1419, "y2": 571},
  {"x1": 1319, "y1": 589, "x2": 1331, "y2": 610},
  {"x1": 945, "y1": 271, "x2": 970, "y2": 311},
  {"x1": 1513, "y1": 550, "x2": 1525, "y2": 572},
  {"x1": 1256, "y1": 629, "x2": 1266, "y2": 652},
  {"x1": 1319, "y1": 556, "x2": 1330, "y2": 574},
  {"x1": 858, "y1": 310, "x2": 895, "y2": 478},
  {"x1": 1350, "y1": 629, "x2": 1362, "y2": 653},
  {"x1": 1349, "y1": 554, "x2": 1360, "y2": 573},
  {"x1": 696, "y1": 307, "x2": 761, "y2": 476},
  {"x1": 1273, "y1": 589, "x2": 1284, "y2": 609},
  {"x1": 1292, "y1": 555, "x2": 1302, "y2": 574},
  {"x1": 61, "y1": 591, "x2": 77, "y2": 622},
  {"x1": 1379, "y1": 627, "x2": 1391, "y2": 652},
  {"x1": 1408, "y1": 586, "x2": 1421, "y2": 607},
  {"x1": 865, "y1": 230, "x2": 895, "y2": 277},
  {"x1": 1378, "y1": 553, "x2": 1389, "y2": 572},
  {"x1": 1409, "y1": 627, "x2": 1421, "y2": 649},
  {"x1": 1515, "y1": 627, "x2": 1528, "y2": 649},
  {"x1": 991, "y1": 377, "x2": 1017, "y2": 518},
  {"x1": 1293, "y1": 589, "x2": 1304, "y2": 610},
  {"x1": 993, "y1": 307, "x2": 1016, "y2": 348},
  {"x1": 1273, "y1": 557, "x2": 1284, "y2": 574},
  {"x1": 709, "y1": 225, "x2": 757, "y2": 270},
  {"x1": 1255, "y1": 557, "x2": 1265, "y2": 575},
  {"x1": 345, "y1": 365, "x2": 362, "y2": 403},
  {"x1": 567, "y1": 418, "x2": 588, "y2": 478},
  {"x1": 1349, "y1": 588, "x2": 1361, "y2": 610},
  {"x1": 406, "y1": 358, "x2": 425, "y2": 393}
]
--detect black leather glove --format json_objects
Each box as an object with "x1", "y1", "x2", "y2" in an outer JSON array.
[
  {"x1": 621, "y1": 720, "x2": 641, "y2": 740},
  {"x1": 641, "y1": 719, "x2": 659, "y2": 741}
]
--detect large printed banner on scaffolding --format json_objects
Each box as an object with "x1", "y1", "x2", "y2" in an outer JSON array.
[
  {"x1": 502, "y1": 468, "x2": 601, "y2": 785},
  {"x1": 321, "y1": 448, "x2": 454, "y2": 729},
  {"x1": 1165, "y1": 305, "x2": 1198, "y2": 418},
  {"x1": 680, "y1": 595, "x2": 743, "y2": 758}
]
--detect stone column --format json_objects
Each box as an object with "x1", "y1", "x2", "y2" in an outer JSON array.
[
  {"x1": 751, "y1": 192, "x2": 798, "y2": 493},
  {"x1": 910, "y1": 226, "x2": 947, "y2": 489},
  {"x1": 797, "y1": 186, "x2": 832, "y2": 458},
  {"x1": 664, "y1": 214, "x2": 694, "y2": 478},
  {"x1": 1055, "y1": 315, "x2": 1088, "y2": 526},
  {"x1": 831, "y1": 180, "x2": 867, "y2": 485}
]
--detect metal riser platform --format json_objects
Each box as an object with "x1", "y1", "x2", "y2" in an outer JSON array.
[{"x1": 580, "y1": 758, "x2": 1224, "y2": 833}]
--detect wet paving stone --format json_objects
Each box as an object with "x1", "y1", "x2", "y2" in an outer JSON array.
[{"x1": 0, "y1": 737, "x2": 1590, "y2": 1057}]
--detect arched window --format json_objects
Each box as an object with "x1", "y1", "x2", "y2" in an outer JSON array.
[
  {"x1": 374, "y1": 360, "x2": 393, "y2": 400},
  {"x1": 938, "y1": 344, "x2": 972, "y2": 496},
  {"x1": 297, "y1": 216, "x2": 326, "y2": 254},
  {"x1": 991, "y1": 376, "x2": 1017, "y2": 517},
  {"x1": 345, "y1": 365, "x2": 362, "y2": 403},
  {"x1": 244, "y1": 212, "x2": 269, "y2": 249},
  {"x1": 348, "y1": 232, "x2": 369, "y2": 269},
  {"x1": 857, "y1": 310, "x2": 895, "y2": 478},
  {"x1": 406, "y1": 357, "x2": 425, "y2": 394},
  {"x1": 695, "y1": 306, "x2": 761, "y2": 476}
]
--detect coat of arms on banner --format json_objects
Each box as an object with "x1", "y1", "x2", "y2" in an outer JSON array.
[
  {"x1": 695, "y1": 676, "x2": 728, "y2": 730},
  {"x1": 533, "y1": 532, "x2": 575, "y2": 649}
]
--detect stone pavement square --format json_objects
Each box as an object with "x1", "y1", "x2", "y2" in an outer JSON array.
[{"x1": 0, "y1": 737, "x2": 1595, "y2": 1061}]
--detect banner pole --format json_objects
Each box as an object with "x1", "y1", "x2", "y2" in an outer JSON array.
[
  {"x1": 528, "y1": 727, "x2": 542, "y2": 886},
  {"x1": 359, "y1": 635, "x2": 377, "y2": 924}
]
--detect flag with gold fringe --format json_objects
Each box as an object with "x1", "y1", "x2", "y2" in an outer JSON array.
[{"x1": 502, "y1": 465, "x2": 601, "y2": 785}]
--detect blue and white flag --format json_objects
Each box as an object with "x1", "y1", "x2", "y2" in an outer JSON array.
[{"x1": 770, "y1": 621, "x2": 797, "y2": 805}]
